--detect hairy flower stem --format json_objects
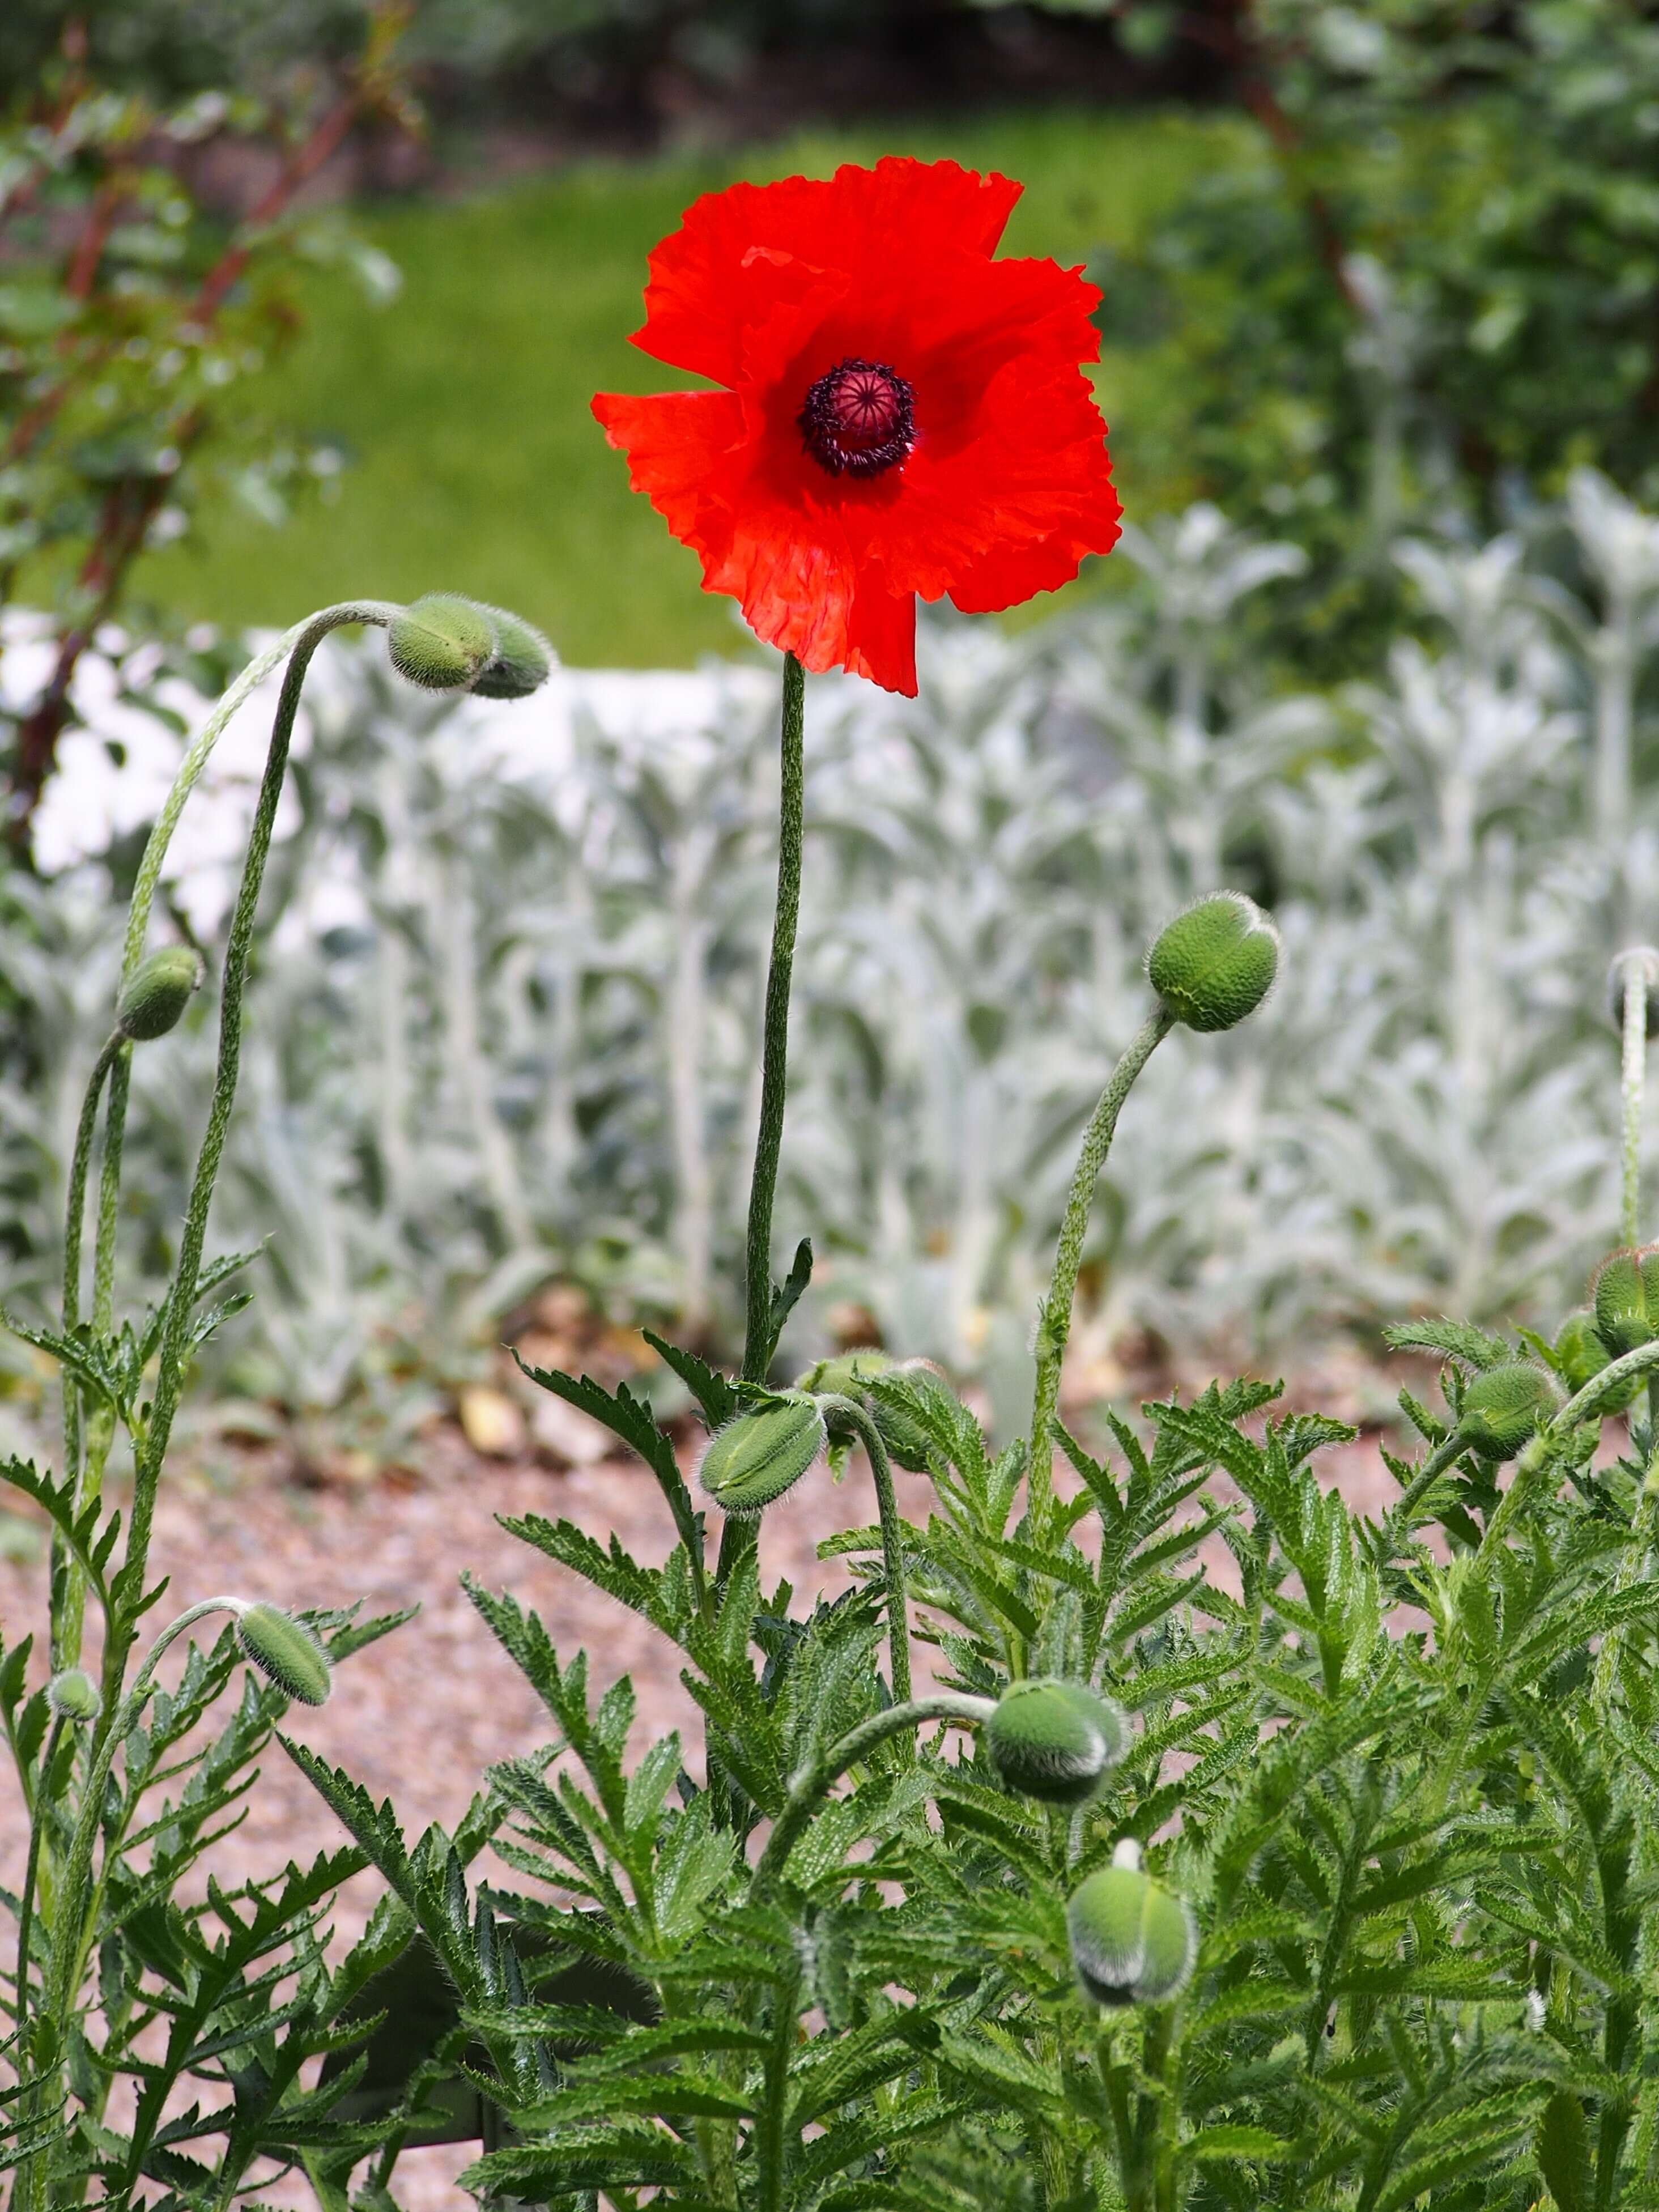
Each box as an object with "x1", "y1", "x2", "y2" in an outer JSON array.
[
  {"x1": 110, "y1": 605, "x2": 397, "y2": 1707},
  {"x1": 11, "y1": 1716, "x2": 65, "y2": 2033},
  {"x1": 21, "y1": 1599, "x2": 246, "y2": 2209},
  {"x1": 1623, "y1": 963, "x2": 1648, "y2": 1246},
  {"x1": 817, "y1": 1395, "x2": 911, "y2": 1703},
  {"x1": 1594, "y1": 1461, "x2": 1659, "y2": 1712},
  {"x1": 1028, "y1": 1010, "x2": 1172, "y2": 1534},
  {"x1": 742, "y1": 650, "x2": 806, "y2": 1384},
  {"x1": 721, "y1": 652, "x2": 805, "y2": 1596},
  {"x1": 51, "y1": 1032, "x2": 120, "y2": 1667},
  {"x1": 753, "y1": 1693, "x2": 994, "y2": 1890}
]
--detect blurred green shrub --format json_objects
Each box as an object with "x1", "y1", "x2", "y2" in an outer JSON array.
[{"x1": 0, "y1": 9, "x2": 409, "y2": 831}]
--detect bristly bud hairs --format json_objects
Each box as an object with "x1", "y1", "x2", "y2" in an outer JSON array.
[
  {"x1": 389, "y1": 594, "x2": 554, "y2": 697},
  {"x1": 233, "y1": 1602, "x2": 333, "y2": 1706},
  {"x1": 1147, "y1": 891, "x2": 1279, "y2": 1033},
  {"x1": 1067, "y1": 1838, "x2": 1197, "y2": 2007},
  {"x1": 699, "y1": 1391, "x2": 827, "y2": 1515},
  {"x1": 1454, "y1": 1362, "x2": 1563, "y2": 1463},
  {"x1": 1591, "y1": 1246, "x2": 1659, "y2": 1359},
  {"x1": 48, "y1": 1667, "x2": 103, "y2": 1724},
  {"x1": 985, "y1": 1677, "x2": 1129, "y2": 1806},
  {"x1": 117, "y1": 946, "x2": 203, "y2": 1041}
]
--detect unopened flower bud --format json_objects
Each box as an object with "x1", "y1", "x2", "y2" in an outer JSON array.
[
  {"x1": 117, "y1": 947, "x2": 202, "y2": 1041},
  {"x1": 699, "y1": 1392, "x2": 827, "y2": 1515},
  {"x1": 1592, "y1": 1247, "x2": 1659, "y2": 1359},
  {"x1": 48, "y1": 1667, "x2": 103, "y2": 1724},
  {"x1": 986, "y1": 1677, "x2": 1128, "y2": 1806},
  {"x1": 235, "y1": 1602, "x2": 332, "y2": 1706},
  {"x1": 388, "y1": 594, "x2": 497, "y2": 691},
  {"x1": 1068, "y1": 1839, "x2": 1197, "y2": 2007},
  {"x1": 1147, "y1": 892, "x2": 1279, "y2": 1033},
  {"x1": 796, "y1": 1350, "x2": 949, "y2": 1473},
  {"x1": 1456, "y1": 1363, "x2": 1563, "y2": 1463},
  {"x1": 1607, "y1": 946, "x2": 1659, "y2": 1036},
  {"x1": 470, "y1": 606, "x2": 555, "y2": 700}
]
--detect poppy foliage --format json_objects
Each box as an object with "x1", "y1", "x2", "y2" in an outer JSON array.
[{"x1": 593, "y1": 157, "x2": 1122, "y2": 695}]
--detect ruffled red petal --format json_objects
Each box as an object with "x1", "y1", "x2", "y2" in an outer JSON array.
[{"x1": 632, "y1": 157, "x2": 1022, "y2": 384}]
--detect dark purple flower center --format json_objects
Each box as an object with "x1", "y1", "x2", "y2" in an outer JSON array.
[{"x1": 799, "y1": 358, "x2": 915, "y2": 479}]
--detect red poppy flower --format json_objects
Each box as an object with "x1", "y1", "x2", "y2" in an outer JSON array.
[{"x1": 593, "y1": 156, "x2": 1122, "y2": 697}]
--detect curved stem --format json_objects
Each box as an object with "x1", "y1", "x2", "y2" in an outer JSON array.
[
  {"x1": 1390, "y1": 1430, "x2": 1469, "y2": 1525},
  {"x1": 818, "y1": 1395, "x2": 911, "y2": 1703},
  {"x1": 742, "y1": 650, "x2": 805, "y2": 1383},
  {"x1": 1028, "y1": 1010, "x2": 1173, "y2": 1529},
  {"x1": 1623, "y1": 964, "x2": 1647, "y2": 1247},
  {"x1": 91, "y1": 1043, "x2": 131, "y2": 1334},
  {"x1": 52, "y1": 1032, "x2": 120, "y2": 1670},
  {"x1": 1551, "y1": 1333, "x2": 1659, "y2": 1434},
  {"x1": 12, "y1": 1716, "x2": 66, "y2": 2032},
  {"x1": 113, "y1": 605, "x2": 398, "y2": 1696},
  {"x1": 752, "y1": 1693, "x2": 993, "y2": 1891}
]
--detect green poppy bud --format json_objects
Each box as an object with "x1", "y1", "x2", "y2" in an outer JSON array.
[
  {"x1": 388, "y1": 594, "x2": 497, "y2": 691},
  {"x1": 1552, "y1": 1309, "x2": 1636, "y2": 1413},
  {"x1": 986, "y1": 1677, "x2": 1128, "y2": 1806},
  {"x1": 1592, "y1": 1247, "x2": 1659, "y2": 1359},
  {"x1": 1607, "y1": 946, "x2": 1659, "y2": 1036},
  {"x1": 699, "y1": 1392, "x2": 827, "y2": 1516},
  {"x1": 1456, "y1": 1362, "x2": 1563, "y2": 1464},
  {"x1": 48, "y1": 1667, "x2": 103, "y2": 1724},
  {"x1": 1068, "y1": 1839, "x2": 1197, "y2": 2007},
  {"x1": 796, "y1": 1350, "x2": 948, "y2": 1474},
  {"x1": 471, "y1": 606, "x2": 555, "y2": 700},
  {"x1": 797, "y1": 1348, "x2": 895, "y2": 1399},
  {"x1": 116, "y1": 947, "x2": 203, "y2": 1041},
  {"x1": 1147, "y1": 892, "x2": 1279, "y2": 1033},
  {"x1": 235, "y1": 1602, "x2": 332, "y2": 1707}
]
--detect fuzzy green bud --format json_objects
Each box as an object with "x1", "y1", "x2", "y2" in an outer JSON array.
[
  {"x1": 48, "y1": 1667, "x2": 103, "y2": 1724},
  {"x1": 1147, "y1": 892, "x2": 1279, "y2": 1033},
  {"x1": 116, "y1": 947, "x2": 202, "y2": 1041},
  {"x1": 388, "y1": 594, "x2": 497, "y2": 691},
  {"x1": 235, "y1": 1602, "x2": 332, "y2": 1707},
  {"x1": 471, "y1": 606, "x2": 555, "y2": 700},
  {"x1": 1592, "y1": 1247, "x2": 1659, "y2": 1360},
  {"x1": 1067, "y1": 1839, "x2": 1197, "y2": 2007},
  {"x1": 699, "y1": 1392, "x2": 827, "y2": 1516},
  {"x1": 1456, "y1": 1362, "x2": 1563, "y2": 1464},
  {"x1": 986, "y1": 1678, "x2": 1128, "y2": 1806}
]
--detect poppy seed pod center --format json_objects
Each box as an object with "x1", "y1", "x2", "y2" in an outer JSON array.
[{"x1": 799, "y1": 358, "x2": 916, "y2": 478}]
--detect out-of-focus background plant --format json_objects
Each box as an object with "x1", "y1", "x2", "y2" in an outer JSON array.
[{"x1": 7, "y1": 0, "x2": 1659, "y2": 1459}]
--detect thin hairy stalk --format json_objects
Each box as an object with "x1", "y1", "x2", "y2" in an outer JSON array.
[
  {"x1": 1594, "y1": 1463, "x2": 1659, "y2": 1711},
  {"x1": 11, "y1": 1716, "x2": 66, "y2": 2032},
  {"x1": 55, "y1": 1046, "x2": 134, "y2": 1675},
  {"x1": 755, "y1": 1949, "x2": 802, "y2": 2212},
  {"x1": 50, "y1": 1032, "x2": 120, "y2": 1670},
  {"x1": 20, "y1": 1598, "x2": 248, "y2": 2209},
  {"x1": 818, "y1": 1394, "x2": 911, "y2": 1703},
  {"x1": 1390, "y1": 1431, "x2": 1472, "y2": 1526},
  {"x1": 753, "y1": 1693, "x2": 993, "y2": 1890},
  {"x1": 120, "y1": 625, "x2": 315, "y2": 985},
  {"x1": 1551, "y1": 1333, "x2": 1659, "y2": 1433},
  {"x1": 90, "y1": 1045, "x2": 131, "y2": 1333},
  {"x1": 1623, "y1": 962, "x2": 1648, "y2": 1246},
  {"x1": 1028, "y1": 1010, "x2": 1173, "y2": 1525},
  {"x1": 742, "y1": 650, "x2": 805, "y2": 1381},
  {"x1": 114, "y1": 604, "x2": 398, "y2": 1696}
]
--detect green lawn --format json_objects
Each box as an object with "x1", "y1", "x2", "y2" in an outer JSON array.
[{"x1": 142, "y1": 108, "x2": 1242, "y2": 666}]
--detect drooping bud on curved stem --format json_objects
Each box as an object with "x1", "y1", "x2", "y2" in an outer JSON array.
[
  {"x1": 116, "y1": 946, "x2": 203, "y2": 1041},
  {"x1": 700, "y1": 1392, "x2": 827, "y2": 1515},
  {"x1": 752, "y1": 1692, "x2": 995, "y2": 1891},
  {"x1": 1027, "y1": 1009, "x2": 1173, "y2": 1535},
  {"x1": 1067, "y1": 1837, "x2": 1197, "y2": 2007},
  {"x1": 815, "y1": 1392, "x2": 912, "y2": 1704},
  {"x1": 986, "y1": 1677, "x2": 1128, "y2": 1805},
  {"x1": 1612, "y1": 948, "x2": 1659, "y2": 1249}
]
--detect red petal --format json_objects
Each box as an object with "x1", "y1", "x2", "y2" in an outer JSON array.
[
  {"x1": 631, "y1": 158, "x2": 1022, "y2": 384},
  {"x1": 592, "y1": 385, "x2": 920, "y2": 695}
]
